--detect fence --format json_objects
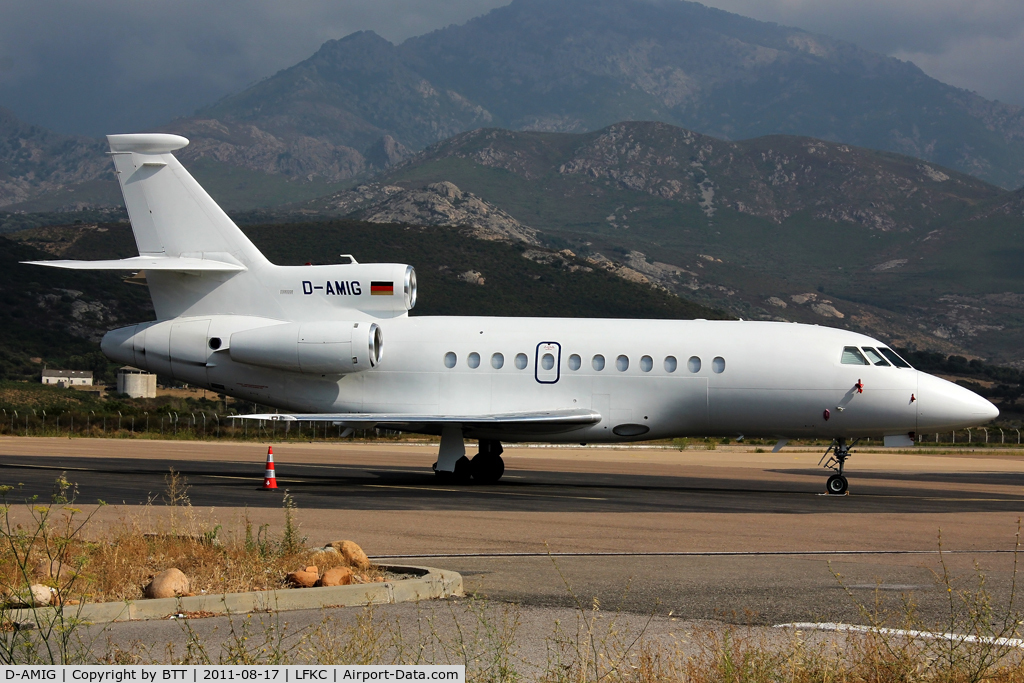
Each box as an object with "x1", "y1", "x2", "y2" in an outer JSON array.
[{"x1": 920, "y1": 427, "x2": 1021, "y2": 445}]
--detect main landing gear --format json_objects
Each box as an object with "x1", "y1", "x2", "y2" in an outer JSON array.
[
  {"x1": 819, "y1": 438, "x2": 859, "y2": 495},
  {"x1": 432, "y1": 425, "x2": 505, "y2": 484}
]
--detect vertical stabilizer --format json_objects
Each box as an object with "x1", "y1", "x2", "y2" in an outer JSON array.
[{"x1": 107, "y1": 134, "x2": 268, "y2": 268}]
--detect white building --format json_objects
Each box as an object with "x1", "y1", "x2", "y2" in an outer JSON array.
[
  {"x1": 116, "y1": 366, "x2": 157, "y2": 398},
  {"x1": 41, "y1": 369, "x2": 93, "y2": 387}
]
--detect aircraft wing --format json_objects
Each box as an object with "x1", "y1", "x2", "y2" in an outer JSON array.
[
  {"x1": 21, "y1": 256, "x2": 246, "y2": 272},
  {"x1": 232, "y1": 408, "x2": 601, "y2": 428}
]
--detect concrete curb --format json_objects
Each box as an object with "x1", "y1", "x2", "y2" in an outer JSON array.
[{"x1": 8, "y1": 565, "x2": 462, "y2": 625}]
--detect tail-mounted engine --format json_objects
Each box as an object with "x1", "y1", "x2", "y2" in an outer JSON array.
[
  {"x1": 229, "y1": 321, "x2": 382, "y2": 374},
  {"x1": 101, "y1": 316, "x2": 384, "y2": 385}
]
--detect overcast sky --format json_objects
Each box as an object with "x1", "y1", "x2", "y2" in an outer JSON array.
[{"x1": 1, "y1": 0, "x2": 1022, "y2": 137}]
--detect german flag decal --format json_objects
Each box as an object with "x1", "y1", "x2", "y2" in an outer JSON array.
[{"x1": 370, "y1": 281, "x2": 394, "y2": 296}]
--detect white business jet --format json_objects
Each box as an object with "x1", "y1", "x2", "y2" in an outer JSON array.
[{"x1": 26, "y1": 134, "x2": 998, "y2": 494}]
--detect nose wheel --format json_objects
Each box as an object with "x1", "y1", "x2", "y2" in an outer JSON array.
[
  {"x1": 819, "y1": 438, "x2": 858, "y2": 495},
  {"x1": 826, "y1": 474, "x2": 848, "y2": 495}
]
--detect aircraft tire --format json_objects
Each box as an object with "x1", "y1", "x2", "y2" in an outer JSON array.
[
  {"x1": 452, "y1": 455, "x2": 473, "y2": 483},
  {"x1": 471, "y1": 454, "x2": 505, "y2": 484},
  {"x1": 826, "y1": 474, "x2": 848, "y2": 495}
]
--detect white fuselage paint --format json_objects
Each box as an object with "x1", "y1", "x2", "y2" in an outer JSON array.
[{"x1": 102, "y1": 313, "x2": 997, "y2": 443}]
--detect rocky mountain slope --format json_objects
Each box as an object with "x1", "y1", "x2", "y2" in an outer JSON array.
[
  {"x1": 175, "y1": 0, "x2": 1024, "y2": 189},
  {"x1": 304, "y1": 121, "x2": 1024, "y2": 366},
  {"x1": 7, "y1": 0, "x2": 1024, "y2": 210},
  {"x1": 322, "y1": 180, "x2": 539, "y2": 244},
  {"x1": 0, "y1": 107, "x2": 108, "y2": 208}
]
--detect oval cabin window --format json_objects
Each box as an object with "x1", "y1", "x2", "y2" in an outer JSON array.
[
  {"x1": 664, "y1": 356, "x2": 677, "y2": 373},
  {"x1": 541, "y1": 353, "x2": 555, "y2": 370},
  {"x1": 592, "y1": 355, "x2": 605, "y2": 371},
  {"x1": 568, "y1": 354, "x2": 582, "y2": 370},
  {"x1": 640, "y1": 355, "x2": 653, "y2": 372},
  {"x1": 468, "y1": 352, "x2": 481, "y2": 369},
  {"x1": 491, "y1": 353, "x2": 504, "y2": 369},
  {"x1": 515, "y1": 353, "x2": 528, "y2": 370},
  {"x1": 712, "y1": 356, "x2": 725, "y2": 373},
  {"x1": 688, "y1": 356, "x2": 701, "y2": 373},
  {"x1": 616, "y1": 355, "x2": 629, "y2": 372},
  {"x1": 444, "y1": 352, "x2": 457, "y2": 368}
]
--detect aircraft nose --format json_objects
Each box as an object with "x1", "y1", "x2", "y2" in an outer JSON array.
[{"x1": 917, "y1": 371, "x2": 999, "y2": 431}]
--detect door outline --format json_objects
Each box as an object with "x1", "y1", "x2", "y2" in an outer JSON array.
[{"x1": 535, "y1": 342, "x2": 561, "y2": 384}]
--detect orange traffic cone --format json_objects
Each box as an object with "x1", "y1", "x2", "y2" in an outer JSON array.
[{"x1": 263, "y1": 446, "x2": 278, "y2": 490}]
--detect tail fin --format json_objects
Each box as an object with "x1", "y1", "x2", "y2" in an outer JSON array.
[
  {"x1": 107, "y1": 134, "x2": 268, "y2": 267},
  {"x1": 25, "y1": 133, "x2": 279, "y2": 320}
]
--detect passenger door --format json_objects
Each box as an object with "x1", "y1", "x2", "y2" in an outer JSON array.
[{"x1": 535, "y1": 342, "x2": 561, "y2": 384}]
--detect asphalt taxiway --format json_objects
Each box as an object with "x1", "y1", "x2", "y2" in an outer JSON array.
[{"x1": 3, "y1": 437, "x2": 1024, "y2": 625}]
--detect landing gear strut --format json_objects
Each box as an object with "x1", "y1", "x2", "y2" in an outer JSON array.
[
  {"x1": 819, "y1": 438, "x2": 858, "y2": 495},
  {"x1": 432, "y1": 426, "x2": 505, "y2": 484}
]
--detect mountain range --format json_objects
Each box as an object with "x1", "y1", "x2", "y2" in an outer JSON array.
[{"x1": 4, "y1": 0, "x2": 1024, "y2": 213}]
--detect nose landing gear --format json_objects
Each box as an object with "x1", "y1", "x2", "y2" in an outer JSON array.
[{"x1": 819, "y1": 438, "x2": 859, "y2": 495}]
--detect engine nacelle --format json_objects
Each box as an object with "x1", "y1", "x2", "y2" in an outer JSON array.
[{"x1": 229, "y1": 321, "x2": 383, "y2": 374}]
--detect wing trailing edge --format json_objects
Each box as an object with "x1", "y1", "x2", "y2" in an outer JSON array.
[{"x1": 232, "y1": 409, "x2": 602, "y2": 427}]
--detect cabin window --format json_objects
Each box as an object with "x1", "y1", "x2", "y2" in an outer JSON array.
[
  {"x1": 841, "y1": 347, "x2": 869, "y2": 365},
  {"x1": 568, "y1": 354, "x2": 582, "y2": 370},
  {"x1": 665, "y1": 356, "x2": 678, "y2": 373},
  {"x1": 468, "y1": 352, "x2": 481, "y2": 369},
  {"x1": 616, "y1": 355, "x2": 629, "y2": 372},
  {"x1": 712, "y1": 356, "x2": 726, "y2": 373},
  {"x1": 688, "y1": 356, "x2": 701, "y2": 373},
  {"x1": 879, "y1": 347, "x2": 912, "y2": 368},
  {"x1": 444, "y1": 352, "x2": 457, "y2": 368},
  {"x1": 640, "y1": 355, "x2": 653, "y2": 372},
  {"x1": 515, "y1": 353, "x2": 528, "y2": 370},
  {"x1": 491, "y1": 353, "x2": 504, "y2": 369},
  {"x1": 592, "y1": 354, "x2": 606, "y2": 371},
  {"x1": 861, "y1": 347, "x2": 890, "y2": 366},
  {"x1": 541, "y1": 353, "x2": 555, "y2": 370}
]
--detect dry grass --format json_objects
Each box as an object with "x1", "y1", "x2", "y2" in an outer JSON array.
[{"x1": 0, "y1": 471, "x2": 383, "y2": 606}]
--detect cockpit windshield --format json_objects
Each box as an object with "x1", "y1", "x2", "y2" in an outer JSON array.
[
  {"x1": 841, "y1": 347, "x2": 869, "y2": 365},
  {"x1": 861, "y1": 347, "x2": 891, "y2": 366},
  {"x1": 878, "y1": 347, "x2": 913, "y2": 368}
]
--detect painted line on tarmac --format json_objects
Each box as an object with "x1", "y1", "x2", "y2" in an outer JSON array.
[
  {"x1": 372, "y1": 549, "x2": 1017, "y2": 558},
  {"x1": 0, "y1": 462, "x2": 103, "y2": 473},
  {"x1": 776, "y1": 622, "x2": 1024, "y2": 648},
  {"x1": 363, "y1": 484, "x2": 606, "y2": 500}
]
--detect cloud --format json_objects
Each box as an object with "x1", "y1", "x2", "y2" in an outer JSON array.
[
  {"x1": 0, "y1": 0, "x2": 509, "y2": 136},
  {"x1": 700, "y1": 0, "x2": 1024, "y2": 105}
]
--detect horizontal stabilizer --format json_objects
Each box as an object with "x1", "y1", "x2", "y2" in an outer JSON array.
[
  {"x1": 232, "y1": 409, "x2": 602, "y2": 427},
  {"x1": 22, "y1": 256, "x2": 247, "y2": 272}
]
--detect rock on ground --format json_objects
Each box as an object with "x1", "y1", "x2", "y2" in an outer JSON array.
[
  {"x1": 318, "y1": 566, "x2": 354, "y2": 587},
  {"x1": 286, "y1": 570, "x2": 319, "y2": 588},
  {"x1": 30, "y1": 584, "x2": 54, "y2": 607},
  {"x1": 144, "y1": 568, "x2": 190, "y2": 599},
  {"x1": 327, "y1": 540, "x2": 371, "y2": 570}
]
